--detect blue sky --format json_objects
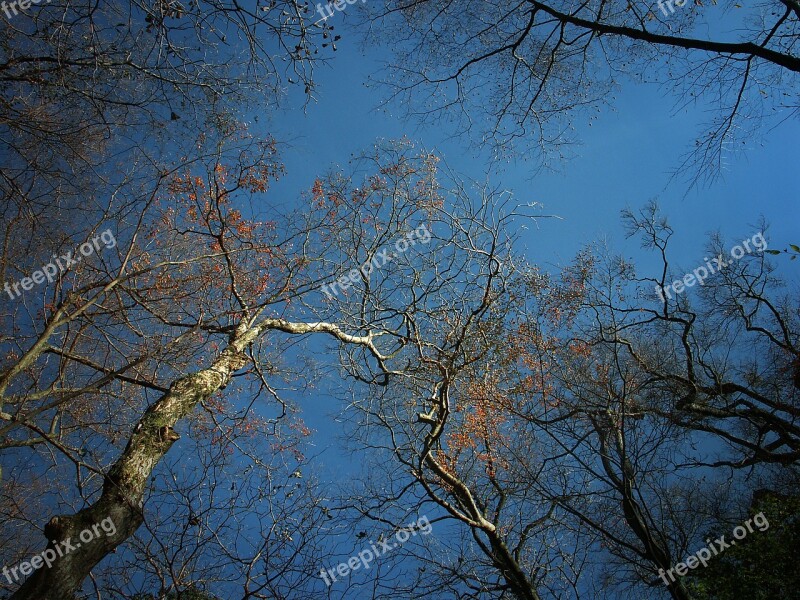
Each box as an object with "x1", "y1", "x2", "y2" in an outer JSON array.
[
  {"x1": 253, "y1": 18, "x2": 800, "y2": 457},
  {"x1": 263, "y1": 25, "x2": 799, "y2": 267},
  {"x1": 1, "y1": 5, "x2": 796, "y2": 599}
]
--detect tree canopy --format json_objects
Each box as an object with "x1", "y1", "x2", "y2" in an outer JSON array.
[{"x1": 0, "y1": 1, "x2": 797, "y2": 599}]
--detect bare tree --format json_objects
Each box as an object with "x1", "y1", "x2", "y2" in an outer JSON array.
[
  {"x1": 0, "y1": 0, "x2": 327, "y2": 269},
  {"x1": 328, "y1": 196, "x2": 799, "y2": 599},
  {"x1": 2, "y1": 135, "x2": 539, "y2": 599},
  {"x1": 309, "y1": 154, "x2": 582, "y2": 599},
  {"x1": 492, "y1": 206, "x2": 800, "y2": 598},
  {"x1": 369, "y1": 0, "x2": 800, "y2": 184}
]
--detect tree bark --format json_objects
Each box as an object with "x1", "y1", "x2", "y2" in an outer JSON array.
[
  {"x1": 10, "y1": 316, "x2": 386, "y2": 599},
  {"x1": 526, "y1": 0, "x2": 800, "y2": 73},
  {"x1": 10, "y1": 343, "x2": 250, "y2": 600}
]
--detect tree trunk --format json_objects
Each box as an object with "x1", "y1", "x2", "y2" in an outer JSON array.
[{"x1": 10, "y1": 344, "x2": 250, "y2": 600}]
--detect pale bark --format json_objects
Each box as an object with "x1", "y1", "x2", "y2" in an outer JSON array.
[{"x1": 10, "y1": 318, "x2": 387, "y2": 600}]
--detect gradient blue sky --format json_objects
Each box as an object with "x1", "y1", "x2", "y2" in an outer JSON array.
[
  {"x1": 266, "y1": 35, "x2": 798, "y2": 265},
  {"x1": 252, "y1": 19, "x2": 799, "y2": 456}
]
